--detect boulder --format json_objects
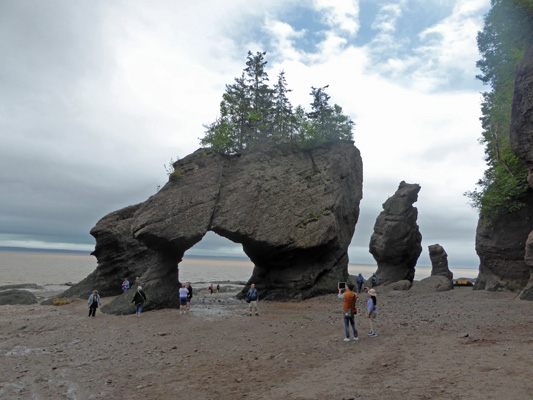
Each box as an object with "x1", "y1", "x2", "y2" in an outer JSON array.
[
  {"x1": 0, "y1": 289, "x2": 38, "y2": 305},
  {"x1": 59, "y1": 141, "x2": 363, "y2": 313},
  {"x1": 369, "y1": 181, "x2": 422, "y2": 285},
  {"x1": 390, "y1": 280, "x2": 412, "y2": 291},
  {"x1": 410, "y1": 275, "x2": 453, "y2": 293},
  {"x1": 428, "y1": 244, "x2": 453, "y2": 281}
]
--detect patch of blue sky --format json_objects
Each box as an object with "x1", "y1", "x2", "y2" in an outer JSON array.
[
  {"x1": 279, "y1": 8, "x2": 331, "y2": 54},
  {"x1": 357, "y1": 1, "x2": 453, "y2": 48},
  {"x1": 230, "y1": 5, "x2": 335, "y2": 62}
]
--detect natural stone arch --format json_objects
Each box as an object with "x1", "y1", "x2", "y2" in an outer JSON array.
[{"x1": 57, "y1": 141, "x2": 363, "y2": 314}]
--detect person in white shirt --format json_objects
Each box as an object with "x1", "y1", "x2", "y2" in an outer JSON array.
[{"x1": 179, "y1": 284, "x2": 189, "y2": 315}]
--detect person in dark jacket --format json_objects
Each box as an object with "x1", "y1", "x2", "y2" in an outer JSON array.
[
  {"x1": 356, "y1": 273, "x2": 366, "y2": 293},
  {"x1": 246, "y1": 283, "x2": 259, "y2": 316},
  {"x1": 87, "y1": 290, "x2": 101, "y2": 317},
  {"x1": 132, "y1": 286, "x2": 147, "y2": 317},
  {"x1": 186, "y1": 283, "x2": 193, "y2": 311}
]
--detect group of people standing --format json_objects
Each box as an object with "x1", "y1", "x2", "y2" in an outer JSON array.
[
  {"x1": 179, "y1": 283, "x2": 193, "y2": 314},
  {"x1": 89, "y1": 277, "x2": 377, "y2": 342},
  {"x1": 338, "y1": 281, "x2": 378, "y2": 341},
  {"x1": 87, "y1": 282, "x2": 147, "y2": 318},
  {"x1": 208, "y1": 283, "x2": 221, "y2": 295}
]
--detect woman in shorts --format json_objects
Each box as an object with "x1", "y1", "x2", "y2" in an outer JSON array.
[{"x1": 179, "y1": 284, "x2": 189, "y2": 314}]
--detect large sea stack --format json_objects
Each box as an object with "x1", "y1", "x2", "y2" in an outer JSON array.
[
  {"x1": 59, "y1": 141, "x2": 363, "y2": 313},
  {"x1": 508, "y1": 42, "x2": 533, "y2": 300},
  {"x1": 369, "y1": 181, "x2": 422, "y2": 285},
  {"x1": 475, "y1": 43, "x2": 533, "y2": 299}
]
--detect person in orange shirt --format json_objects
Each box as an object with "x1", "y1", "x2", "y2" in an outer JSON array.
[{"x1": 338, "y1": 283, "x2": 358, "y2": 342}]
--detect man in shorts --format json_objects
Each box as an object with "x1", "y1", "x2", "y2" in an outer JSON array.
[{"x1": 247, "y1": 283, "x2": 259, "y2": 316}]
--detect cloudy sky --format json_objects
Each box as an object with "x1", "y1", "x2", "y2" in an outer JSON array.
[{"x1": 1, "y1": 0, "x2": 491, "y2": 268}]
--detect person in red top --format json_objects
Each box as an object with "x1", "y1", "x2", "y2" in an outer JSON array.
[{"x1": 338, "y1": 283, "x2": 358, "y2": 342}]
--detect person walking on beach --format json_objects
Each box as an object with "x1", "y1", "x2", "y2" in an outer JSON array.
[
  {"x1": 122, "y1": 278, "x2": 130, "y2": 293},
  {"x1": 179, "y1": 284, "x2": 189, "y2": 314},
  {"x1": 186, "y1": 283, "x2": 193, "y2": 311},
  {"x1": 246, "y1": 283, "x2": 259, "y2": 316},
  {"x1": 366, "y1": 288, "x2": 378, "y2": 337},
  {"x1": 356, "y1": 273, "x2": 366, "y2": 293},
  {"x1": 338, "y1": 283, "x2": 358, "y2": 341},
  {"x1": 132, "y1": 286, "x2": 147, "y2": 317},
  {"x1": 216, "y1": 283, "x2": 220, "y2": 296},
  {"x1": 87, "y1": 290, "x2": 101, "y2": 317},
  {"x1": 209, "y1": 284, "x2": 214, "y2": 295}
]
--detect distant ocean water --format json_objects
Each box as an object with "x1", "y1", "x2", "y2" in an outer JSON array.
[{"x1": 0, "y1": 250, "x2": 479, "y2": 287}]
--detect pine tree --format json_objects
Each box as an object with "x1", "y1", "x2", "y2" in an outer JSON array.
[
  {"x1": 244, "y1": 51, "x2": 274, "y2": 145},
  {"x1": 223, "y1": 73, "x2": 251, "y2": 151},
  {"x1": 272, "y1": 70, "x2": 296, "y2": 143},
  {"x1": 200, "y1": 51, "x2": 355, "y2": 153}
]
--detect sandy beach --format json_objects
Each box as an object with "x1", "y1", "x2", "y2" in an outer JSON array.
[{"x1": 0, "y1": 285, "x2": 531, "y2": 400}]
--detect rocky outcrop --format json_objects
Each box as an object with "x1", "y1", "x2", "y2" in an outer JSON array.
[
  {"x1": 390, "y1": 280, "x2": 412, "y2": 291},
  {"x1": 410, "y1": 276, "x2": 453, "y2": 293},
  {"x1": 0, "y1": 289, "x2": 38, "y2": 305},
  {"x1": 410, "y1": 244, "x2": 454, "y2": 293},
  {"x1": 61, "y1": 141, "x2": 363, "y2": 313},
  {"x1": 521, "y1": 231, "x2": 533, "y2": 300},
  {"x1": 369, "y1": 181, "x2": 422, "y2": 285},
  {"x1": 428, "y1": 244, "x2": 453, "y2": 281},
  {"x1": 59, "y1": 204, "x2": 159, "y2": 300},
  {"x1": 474, "y1": 190, "x2": 533, "y2": 293}
]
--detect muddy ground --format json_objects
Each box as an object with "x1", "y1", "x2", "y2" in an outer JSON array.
[{"x1": 0, "y1": 285, "x2": 532, "y2": 399}]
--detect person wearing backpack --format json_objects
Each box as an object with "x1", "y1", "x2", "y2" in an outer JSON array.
[
  {"x1": 338, "y1": 283, "x2": 358, "y2": 342},
  {"x1": 246, "y1": 283, "x2": 259, "y2": 316},
  {"x1": 132, "y1": 286, "x2": 147, "y2": 317}
]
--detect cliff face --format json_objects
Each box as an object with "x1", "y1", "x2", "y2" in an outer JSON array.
[
  {"x1": 474, "y1": 192, "x2": 533, "y2": 293},
  {"x1": 510, "y1": 44, "x2": 533, "y2": 187},
  {"x1": 63, "y1": 141, "x2": 363, "y2": 313},
  {"x1": 509, "y1": 43, "x2": 533, "y2": 300},
  {"x1": 475, "y1": 43, "x2": 533, "y2": 299}
]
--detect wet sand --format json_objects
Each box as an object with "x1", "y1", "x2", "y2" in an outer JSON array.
[{"x1": 0, "y1": 286, "x2": 531, "y2": 399}]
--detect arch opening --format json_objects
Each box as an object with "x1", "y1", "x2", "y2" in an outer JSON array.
[{"x1": 178, "y1": 231, "x2": 254, "y2": 287}]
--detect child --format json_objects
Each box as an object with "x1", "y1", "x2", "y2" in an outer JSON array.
[
  {"x1": 122, "y1": 278, "x2": 130, "y2": 293},
  {"x1": 366, "y1": 288, "x2": 378, "y2": 337}
]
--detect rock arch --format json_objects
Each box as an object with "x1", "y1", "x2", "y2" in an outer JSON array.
[{"x1": 59, "y1": 141, "x2": 363, "y2": 314}]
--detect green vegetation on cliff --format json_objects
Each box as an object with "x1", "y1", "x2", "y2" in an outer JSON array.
[
  {"x1": 466, "y1": 0, "x2": 533, "y2": 222},
  {"x1": 200, "y1": 51, "x2": 354, "y2": 154}
]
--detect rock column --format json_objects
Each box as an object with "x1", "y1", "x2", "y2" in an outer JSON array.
[{"x1": 369, "y1": 181, "x2": 422, "y2": 285}]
